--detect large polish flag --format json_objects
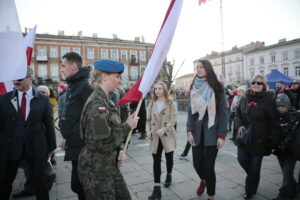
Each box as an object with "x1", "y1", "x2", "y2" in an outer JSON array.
[
  {"x1": 199, "y1": 0, "x2": 211, "y2": 6},
  {"x1": 118, "y1": 0, "x2": 183, "y2": 105},
  {"x1": 0, "y1": 26, "x2": 37, "y2": 94},
  {"x1": 0, "y1": 0, "x2": 27, "y2": 83}
]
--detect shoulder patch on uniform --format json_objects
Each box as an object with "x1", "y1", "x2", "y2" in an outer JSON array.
[{"x1": 98, "y1": 107, "x2": 107, "y2": 113}]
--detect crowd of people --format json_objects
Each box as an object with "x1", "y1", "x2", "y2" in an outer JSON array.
[{"x1": 0, "y1": 53, "x2": 299, "y2": 200}]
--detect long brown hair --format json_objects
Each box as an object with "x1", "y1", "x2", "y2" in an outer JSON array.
[{"x1": 152, "y1": 82, "x2": 172, "y2": 102}]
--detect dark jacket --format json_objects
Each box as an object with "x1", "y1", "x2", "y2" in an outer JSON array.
[
  {"x1": 0, "y1": 89, "x2": 56, "y2": 180},
  {"x1": 61, "y1": 67, "x2": 93, "y2": 161},
  {"x1": 186, "y1": 91, "x2": 228, "y2": 146},
  {"x1": 235, "y1": 90, "x2": 281, "y2": 156}
]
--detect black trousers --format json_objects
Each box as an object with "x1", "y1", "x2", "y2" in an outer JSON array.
[
  {"x1": 192, "y1": 143, "x2": 218, "y2": 196},
  {"x1": 152, "y1": 139, "x2": 174, "y2": 183},
  {"x1": 71, "y1": 160, "x2": 85, "y2": 200},
  {"x1": 0, "y1": 159, "x2": 49, "y2": 200}
]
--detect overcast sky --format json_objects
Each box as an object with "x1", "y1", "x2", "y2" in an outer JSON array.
[{"x1": 15, "y1": 0, "x2": 300, "y2": 78}]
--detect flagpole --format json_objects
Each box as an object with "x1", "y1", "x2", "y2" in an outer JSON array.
[
  {"x1": 220, "y1": 0, "x2": 225, "y2": 79},
  {"x1": 122, "y1": 98, "x2": 143, "y2": 156}
]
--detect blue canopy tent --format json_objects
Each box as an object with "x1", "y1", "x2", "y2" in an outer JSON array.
[{"x1": 265, "y1": 69, "x2": 294, "y2": 90}]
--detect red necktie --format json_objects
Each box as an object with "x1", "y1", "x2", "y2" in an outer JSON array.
[{"x1": 21, "y1": 92, "x2": 26, "y2": 121}]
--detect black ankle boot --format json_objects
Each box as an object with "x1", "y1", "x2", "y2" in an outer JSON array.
[
  {"x1": 148, "y1": 186, "x2": 161, "y2": 200},
  {"x1": 164, "y1": 174, "x2": 172, "y2": 188}
]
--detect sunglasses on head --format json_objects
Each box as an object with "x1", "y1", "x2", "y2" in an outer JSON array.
[
  {"x1": 251, "y1": 81, "x2": 264, "y2": 85},
  {"x1": 15, "y1": 76, "x2": 29, "y2": 82}
]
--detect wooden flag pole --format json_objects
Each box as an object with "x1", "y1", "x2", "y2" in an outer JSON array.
[{"x1": 122, "y1": 98, "x2": 144, "y2": 156}]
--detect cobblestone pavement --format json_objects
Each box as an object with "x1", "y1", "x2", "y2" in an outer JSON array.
[{"x1": 11, "y1": 111, "x2": 300, "y2": 200}]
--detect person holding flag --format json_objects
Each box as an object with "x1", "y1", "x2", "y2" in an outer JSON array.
[{"x1": 78, "y1": 59, "x2": 139, "y2": 200}]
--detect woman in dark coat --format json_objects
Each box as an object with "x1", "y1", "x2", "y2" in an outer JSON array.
[{"x1": 234, "y1": 75, "x2": 281, "y2": 200}]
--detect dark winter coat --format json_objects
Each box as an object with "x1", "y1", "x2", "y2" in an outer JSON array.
[
  {"x1": 60, "y1": 67, "x2": 93, "y2": 161},
  {"x1": 0, "y1": 89, "x2": 56, "y2": 180},
  {"x1": 234, "y1": 90, "x2": 281, "y2": 156}
]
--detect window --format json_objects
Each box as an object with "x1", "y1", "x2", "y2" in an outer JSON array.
[
  {"x1": 236, "y1": 56, "x2": 240, "y2": 61},
  {"x1": 111, "y1": 49, "x2": 119, "y2": 60},
  {"x1": 130, "y1": 50, "x2": 138, "y2": 63},
  {"x1": 61, "y1": 47, "x2": 70, "y2": 57},
  {"x1": 282, "y1": 51, "x2": 288, "y2": 61},
  {"x1": 284, "y1": 67, "x2": 289, "y2": 76},
  {"x1": 37, "y1": 46, "x2": 47, "y2": 56},
  {"x1": 296, "y1": 66, "x2": 300, "y2": 76},
  {"x1": 295, "y1": 50, "x2": 300, "y2": 59},
  {"x1": 139, "y1": 51, "x2": 146, "y2": 61},
  {"x1": 260, "y1": 70, "x2": 264, "y2": 76},
  {"x1": 73, "y1": 47, "x2": 81, "y2": 55},
  {"x1": 271, "y1": 55, "x2": 276, "y2": 63},
  {"x1": 260, "y1": 57, "x2": 264, "y2": 64},
  {"x1": 122, "y1": 64, "x2": 128, "y2": 81},
  {"x1": 50, "y1": 63, "x2": 59, "y2": 77},
  {"x1": 101, "y1": 49, "x2": 108, "y2": 59},
  {"x1": 121, "y1": 50, "x2": 127, "y2": 60},
  {"x1": 140, "y1": 65, "x2": 146, "y2": 75},
  {"x1": 250, "y1": 71, "x2": 254, "y2": 78},
  {"x1": 87, "y1": 48, "x2": 95, "y2": 59},
  {"x1": 250, "y1": 58, "x2": 254, "y2": 66},
  {"x1": 38, "y1": 64, "x2": 47, "y2": 78},
  {"x1": 130, "y1": 66, "x2": 138, "y2": 81},
  {"x1": 50, "y1": 47, "x2": 57, "y2": 58}
]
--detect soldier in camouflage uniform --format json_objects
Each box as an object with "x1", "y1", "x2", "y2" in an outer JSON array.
[{"x1": 78, "y1": 59, "x2": 138, "y2": 200}]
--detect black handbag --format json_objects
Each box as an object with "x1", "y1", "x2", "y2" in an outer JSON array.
[{"x1": 235, "y1": 126, "x2": 252, "y2": 146}]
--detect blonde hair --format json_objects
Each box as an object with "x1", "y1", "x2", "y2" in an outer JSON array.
[
  {"x1": 37, "y1": 85, "x2": 50, "y2": 96},
  {"x1": 152, "y1": 82, "x2": 172, "y2": 102},
  {"x1": 251, "y1": 75, "x2": 268, "y2": 91},
  {"x1": 89, "y1": 68, "x2": 104, "y2": 87}
]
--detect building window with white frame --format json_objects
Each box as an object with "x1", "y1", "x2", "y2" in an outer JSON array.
[
  {"x1": 139, "y1": 51, "x2": 146, "y2": 61},
  {"x1": 73, "y1": 47, "x2": 81, "y2": 55},
  {"x1": 87, "y1": 48, "x2": 95, "y2": 59},
  {"x1": 260, "y1": 57, "x2": 264, "y2": 64},
  {"x1": 283, "y1": 67, "x2": 289, "y2": 76},
  {"x1": 38, "y1": 64, "x2": 47, "y2": 78},
  {"x1": 250, "y1": 58, "x2": 254, "y2": 66},
  {"x1": 101, "y1": 49, "x2": 108, "y2": 59},
  {"x1": 111, "y1": 49, "x2": 119, "y2": 60},
  {"x1": 282, "y1": 51, "x2": 288, "y2": 61},
  {"x1": 37, "y1": 46, "x2": 47, "y2": 56},
  {"x1": 121, "y1": 50, "x2": 127, "y2": 60},
  {"x1": 130, "y1": 66, "x2": 138, "y2": 81},
  {"x1": 50, "y1": 63, "x2": 59, "y2": 78},
  {"x1": 295, "y1": 66, "x2": 300, "y2": 76},
  {"x1": 250, "y1": 71, "x2": 254, "y2": 78},
  {"x1": 295, "y1": 50, "x2": 300, "y2": 59},
  {"x1": 271, "y1": 55, "x2": 276, "y2": 63},
  {"x1": 260, "y1": 70, "x2": 264, "y2": 76},
  {"x1": 50, "y1": 47, "x2": 57, "y2": 58},
  {"x1": 140, "y1": 65, "x2": 146, "y2": 75},
  {"x1": 61, "y1": 47, "x2": 70, "y2": 57},
  {"x1": 122, "y1": 64, "x2": 128, "y2": 81},
  {"x1": 130, "y1": 50, "x2": 138, "y2": 63}
]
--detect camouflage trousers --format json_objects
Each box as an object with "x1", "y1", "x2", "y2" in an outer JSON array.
[{"x1": 78, "y1": 166, "x2": 131, "y2": 200}]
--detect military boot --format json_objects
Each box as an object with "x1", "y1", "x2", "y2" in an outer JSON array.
[
  {"x1": 164, "y1": 174, "x2": 172, "y2": 188},
  {"x1": 148, "y1": 186, "x2": 161, "y2": 200}
]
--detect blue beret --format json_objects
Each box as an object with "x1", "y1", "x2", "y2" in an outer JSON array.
[{"x1": 93, "y1": 59, "x2": 124, "y2": 73}]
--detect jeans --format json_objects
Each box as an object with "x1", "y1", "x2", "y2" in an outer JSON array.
[{"x1": 237, "y1": 147, "x2": 263, "y2": 195}]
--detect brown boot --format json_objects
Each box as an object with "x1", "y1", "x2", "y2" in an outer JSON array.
[{"x1": 139, "y1": 132, "x2": 146, "y2": 139}]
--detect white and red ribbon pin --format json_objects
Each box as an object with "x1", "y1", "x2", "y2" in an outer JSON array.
[{"x1": 98, "y1": 107, "x2": 107, "y2": 113}]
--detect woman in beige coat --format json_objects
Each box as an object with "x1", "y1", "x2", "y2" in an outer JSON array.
[{"x1": 147, "y1": 82, "x2": 177, "y2": 200}]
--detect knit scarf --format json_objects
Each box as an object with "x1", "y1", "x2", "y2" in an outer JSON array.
[{"x1": 190, "y1": 77, "x2": 216, "y2": 128}]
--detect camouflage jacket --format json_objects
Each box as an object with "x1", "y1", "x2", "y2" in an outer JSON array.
[{"x1": 80, "y1": 85, "x2": 131, "y2": 153}]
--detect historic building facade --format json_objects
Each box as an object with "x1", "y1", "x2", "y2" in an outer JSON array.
[{"x1": 29, "y1": 31, "x2": 154, "y2": 87}]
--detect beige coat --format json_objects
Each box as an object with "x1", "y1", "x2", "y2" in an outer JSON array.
[{"x1": 146, "y1": 100, "x2": 177, "y2": 154}]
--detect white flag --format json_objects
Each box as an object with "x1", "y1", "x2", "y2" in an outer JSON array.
[
  {"x1": 138, "y1": 0, "x2": 183, "y2": 97},
  {"x1": 0, "y1": 0, "x2": 27, "y2": 82}
]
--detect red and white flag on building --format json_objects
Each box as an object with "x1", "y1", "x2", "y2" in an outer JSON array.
[
  {"x1": 0, "y1": 25, "x2": 37, "y2": 94},
  {"x1": 118, "y1": 0, "x2": 183, "y2": 105},
  {"x1": 199, "y1": 0, "x2": 211, "y2": 6}
]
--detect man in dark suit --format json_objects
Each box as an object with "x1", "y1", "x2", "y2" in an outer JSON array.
[{"x1": 0, "y1": 67, "x2": 56, "y2": 200}]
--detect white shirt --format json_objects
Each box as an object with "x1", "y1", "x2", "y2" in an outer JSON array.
[
  {"x1": 17, "y1": 87, "x2": 33, "y2": 120},
  {"x1": 156, "y1": 102, "x2": 164, "y2": 114}
]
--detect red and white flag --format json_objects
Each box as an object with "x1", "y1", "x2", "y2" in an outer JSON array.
[
  {"x1": 0, "y1": 26, "x2": 37, "y2": 94},
  {"x1": 0, "y1": 0, "x2": 27, "y2": 83},
  {"x1": 199, "y1": 0, "x2": 211, "y2": 6},
  {"x1": 118, "y1": 0, "x2": 183, "y2": 105}
]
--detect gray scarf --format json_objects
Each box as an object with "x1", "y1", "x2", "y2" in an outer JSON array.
[{"x1": 190, "y1": 77, "x2": 216, "y2": 128}]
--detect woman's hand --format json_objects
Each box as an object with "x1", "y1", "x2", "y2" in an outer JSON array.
[
  {"x1": 155, "y1": 129, "x2": 164, "y2": 137},
  {"x1": 118, "y1": 151, "x2": 126, "y2": 166},
  {"x1": 126, "y1": 114, "x2": 139, "y2": 129},
  {"x1": 237, "y1": 126, "x2": 245, "y2": 136},
  {"x1": 217, "y1": 138, "x2": 225, "y2": 149},
  {"x1": 187, "y1": 133, "x2": 196, "y2": 146}
]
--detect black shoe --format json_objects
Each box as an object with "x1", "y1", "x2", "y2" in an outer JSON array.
[
  {"x1": 272, "y1": 195, "x2": 288, "y2": 200},
  {"x1": 164, "y1": 174, "x2": 172, "y2": 188},
  {"x1": 148, "y1": 186, "x2": 161, "y2": 200},
  {"x1": 243, "y1": 194, "x2": 252, "y2": 200},
  {"x1": 12, "y1": 190, "x2": 35, "y2": 198},
  {"x1": 179, "y1": 153, "x2": 188, "y2": 160}
]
